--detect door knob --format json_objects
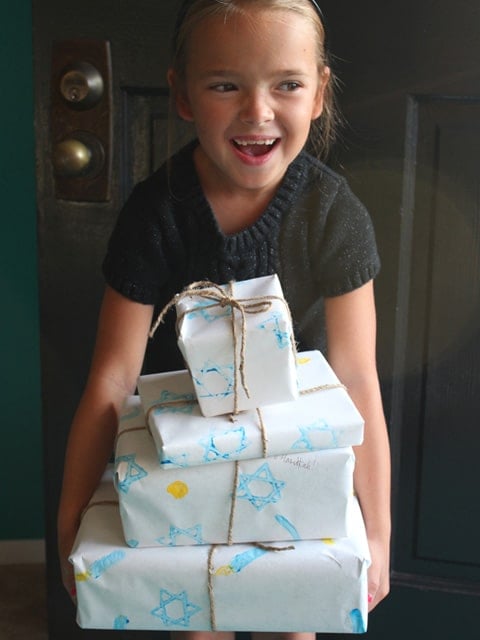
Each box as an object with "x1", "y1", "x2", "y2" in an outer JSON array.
[
  {"x1": 51, "y1": 40, "x2": 112, "y2": 201},
  {"x1": 59, "y1": 61, "x2": 104, "y2": 109},
  {"x1": 52, "y1": 132, "x2": 105, "y2": 178}
]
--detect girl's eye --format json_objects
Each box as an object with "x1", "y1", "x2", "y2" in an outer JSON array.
[
  {"x1": 210, "y1": 83, "x2": 237, "y2": 92},
  {"x1": 279, "y1": 81, "x2": 302, "y2": 91}
]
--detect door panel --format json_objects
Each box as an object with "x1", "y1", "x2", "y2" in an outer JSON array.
[
  {"x1": 34, "y1": 0, "x2": 480, "y2": 637},
  {"x1": 33, "y1": 1, "x2": 182, "y2": 637},
  {"x1": 414, "y1": 99, "x2": 480, "y2": 569},
  {"x1": 320, "y1": 0, "x2": 480, "y2": 635},
  {"x1": 122, "y1": 88, "x2": 194, "y2": 199}
]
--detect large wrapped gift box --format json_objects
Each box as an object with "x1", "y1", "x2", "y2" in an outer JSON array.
[
  {"x1": 173, "y1": 274, "x2": 298, "y2": 416},
  {"x1": 138, "y1": 350, "x2": 364, "y2": 470},
  {"x1": 115, "y1": 396, "x2": 355, "y2": 547},
  {"x1": 70, "y1": 471, "x2": 370, "y2": 633}
]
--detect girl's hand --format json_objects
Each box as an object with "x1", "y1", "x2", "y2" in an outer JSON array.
[
  {"x1": 366, "y1": 535, "x2": 390, "y2": 612},
  {"x1": 58, "y1": 528, "x2": 78, "y2": 604}
]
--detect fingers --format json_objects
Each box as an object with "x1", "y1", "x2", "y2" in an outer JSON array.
[
  {"x1": 367, "y1": 568, "x2": 390, "y2": 612},
  {"x1": 60, "y1": 560, "x2": 77, "y2": 605}
]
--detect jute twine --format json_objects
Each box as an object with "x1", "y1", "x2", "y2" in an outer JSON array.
[
  {"x1": 82, "y1": 493, "x2": 293, "y2": 631},
  {"x1": 227, "y1": 462, "x2": 240, "y2": 546},
  {"x1": 114, "y1": 425, "x2": 318, "y2": 551},
  {"x1": 113, "y1": 425, "x2": 148, "y2": 450},
  {"x1": 148, "y1": 280, "x2": 298, "y2": 416},
  {"x1": 112, "y1": 436, "x2": 249, "y2": 546},
  {"x1": 207, "y1": 541, "x2": 294, "y2": 631},
  {"x1": 143, "y1": 381, "x2": 346, "y2": 459}
]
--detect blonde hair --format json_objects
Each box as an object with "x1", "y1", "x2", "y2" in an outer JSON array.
[{"x1": 170, "y1": 0, "x2": 339, "y2": 160}]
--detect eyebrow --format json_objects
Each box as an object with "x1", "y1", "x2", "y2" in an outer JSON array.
[{"x1": 197, "y1": 68, "x2": 312, "y2": 79}]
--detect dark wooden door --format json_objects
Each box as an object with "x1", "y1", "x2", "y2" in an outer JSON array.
[
  {"x1": 320, "y1": 0, "x2": 480, "y2": 636},
  {"x1": 33, "y1": 1, "x2": 189, "y2": 637},
  {"x1": 33, "y1": 0, "x2": 480, "y2": 638}
]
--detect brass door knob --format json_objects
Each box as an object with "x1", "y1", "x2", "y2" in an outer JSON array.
[{"x1": 52, "y1": 132, "x2": 105, "y2": 178}]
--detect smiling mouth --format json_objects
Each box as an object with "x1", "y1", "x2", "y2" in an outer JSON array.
[{"x1": 232, "y1": 138, "x2": 279, "y2": 157}]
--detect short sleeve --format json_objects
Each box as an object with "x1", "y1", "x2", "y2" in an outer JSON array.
[
  {"x1": 308, "y1": 175, "x2": 381, "y2": 297},
  {"x1": 102, "y1": 178, "x2": 171, "y2": 305}
]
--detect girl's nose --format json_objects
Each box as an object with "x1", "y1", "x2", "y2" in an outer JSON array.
[{"x1": 239, "y1": 91, "x2": 274, "y2": 125}]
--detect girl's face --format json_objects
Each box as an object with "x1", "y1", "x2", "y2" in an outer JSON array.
[{"x1": 172, "y1": 8, "x2": 328, "y2": 201}]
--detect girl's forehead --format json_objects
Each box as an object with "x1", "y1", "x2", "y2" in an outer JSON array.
[{"x1": 186, "y1": 8, "x2": 317, "y2": 52}]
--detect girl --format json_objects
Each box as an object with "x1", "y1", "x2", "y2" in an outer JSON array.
[{"x1": 58, "y1": 0, "x2": 391, "y2": 638}]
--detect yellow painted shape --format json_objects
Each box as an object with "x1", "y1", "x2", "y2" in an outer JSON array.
[
  {"x1": 75, "y1": 572, "x2": 91, "y2": 582},
  {"x1": 167, "y1": 480, "x2": 189, "y2": 499},
  {"x1": 297, "y1": 357, "x2": 311, "y2": 366},
  {"x1": 321, "y1": 538, "x2": 335, "y2": 546},
  {"x1": 215, "y1": 565, "x2": 235, "y2": 576}
]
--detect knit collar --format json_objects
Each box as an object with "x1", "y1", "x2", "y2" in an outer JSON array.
[{"x1": 170, "y1": 139, "x2": 310, "y2": 248}]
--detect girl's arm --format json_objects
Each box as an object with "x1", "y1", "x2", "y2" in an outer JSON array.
[
  {"x1": 324, "y1": 280, "x2": 391, "y2": 611},
  {"x1": 57, "y1": 285, "x2": 154, "y2": 597}
]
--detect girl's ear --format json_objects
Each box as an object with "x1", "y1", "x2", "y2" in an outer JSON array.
[
  {"x1": 312, "y1": 66, "x2": 331, "y2": 120},
  {"x1": 167, "y1": 68, "x2": 194, "y2": 122}
]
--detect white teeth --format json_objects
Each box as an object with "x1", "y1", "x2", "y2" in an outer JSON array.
[{"x1": 234, "y1": 139, "x2": 276, "y2": 146}]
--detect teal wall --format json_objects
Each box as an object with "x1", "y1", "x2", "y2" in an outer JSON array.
[{"x1": 0, "y1": 1, "x2": 44, "y2": 540}]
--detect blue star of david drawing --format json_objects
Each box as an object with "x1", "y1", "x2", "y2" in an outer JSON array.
[
  {"x1": 160, "y1": 453, "x2": 190, "y2": 468},
  {"x1": 152, "y1": 390, "x2": 196, "y2": 415},
  {"x1": 236, "y1": 462, "x2": 285, "y2": 511},
  {"x1": 200, "y1": 426, "x2": 249, "y2": 463},
  {"x1": 156, "y1": 524, "x2": 204, "y2": 546},
  {"x1": 257, "y1": 312, "x2": 290, "y2": 349},
  {"x1": 114, "y1": 454, "x2": 148, "y2": 494},
  {"x1": 291, "y1": 419, "x2": 339, "y2": 451},
  {"x1": 192, "y1": 361, "x2": 234, "y2": 399},
  {"x1": 151, "y1": 589, "x2": 202, "y2": 627}
]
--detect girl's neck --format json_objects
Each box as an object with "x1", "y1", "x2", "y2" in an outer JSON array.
[{"x1": 193, "y1": 145, "x2": 278, "y2": 236}]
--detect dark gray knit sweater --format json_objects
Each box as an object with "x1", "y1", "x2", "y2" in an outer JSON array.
[{"x1": 103, "y1": 140, "x2": 380, "y2": 373}]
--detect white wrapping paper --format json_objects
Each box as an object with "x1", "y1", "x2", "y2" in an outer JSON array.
[
  {"x1": 71, "y1": 471, "x2": 370, "y2": 633},
  {"x1": 174, "y1": 274, "x2": 298, "y2": 416},
  {"x1": 138, "y1": 350, "x2": 364, "y2": 470},
  {"x1": 115, "y1": 396, "x2": 355, "y2": 546}
]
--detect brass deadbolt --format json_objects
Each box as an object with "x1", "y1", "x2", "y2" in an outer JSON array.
[{"x1": 59, "y1": 61, "x2": 104, "y2": 109}]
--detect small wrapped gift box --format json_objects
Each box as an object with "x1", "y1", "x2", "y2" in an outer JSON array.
[
  {"x1": 115, "y1": 396, "x2": 355, "y2": 547},
  {"x1": 171, "y1": 274, "x2": 298, "y2": 416},
  {"x1": 138, "y1": 350, "x2": 364, "y2": 470},
  {"x1": 70, "y1": 471, "x2": 370, "y2": 633}
]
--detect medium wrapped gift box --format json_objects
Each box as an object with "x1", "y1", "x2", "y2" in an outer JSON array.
[
  {"x1": 115, "y1": 396, "x2": 355, "y2": 546},
  {"x1": 138, "y1": 349, "x2": 364, "y2": 470},
  {"x1": 172, "y1": 274, "x2": 298, "y2": 416},
  {"x1": 70, "y1": 472, "x2": 370, "y2": 633}
]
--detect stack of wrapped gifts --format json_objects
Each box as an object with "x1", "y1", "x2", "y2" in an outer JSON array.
[{"x1": 70, "y1": 274, "x2": 371, "y2": 633}]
